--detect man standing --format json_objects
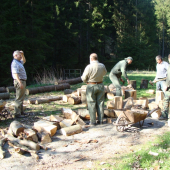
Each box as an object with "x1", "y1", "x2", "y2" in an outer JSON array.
[
  {"x1": 109, "y1": 57, "x2": 133, "y2": 96},
  {"x1": 81, "y1": 53, "x2": 107, "y2": 126},
  {"x1": 153, "y1": 55, "x2": 169, "y2": 93},
  {"x1": 11, "y1": 50, "x2": 28, "y2": 118},
  {"x1": 161, "y1": 54, "x2": 170, "y2": 121}
]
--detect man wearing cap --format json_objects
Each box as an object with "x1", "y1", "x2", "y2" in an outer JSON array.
[
  {"x1": 11, "y1": 50, "x2": 28, "y2": 118},
  {"x1": 81, "y1": 53, "x2": 107, "y2": 126},
  {"x1": 153, "y1": 55, "x2": 169, "y2": 93},
  {"x1": 109, "y1": 57, "x2": 133, "y2": 96}
]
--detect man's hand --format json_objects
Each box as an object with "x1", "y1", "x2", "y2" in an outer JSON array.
[{"x1": 127, "y1": 78, "x2": 130, "y2": 84}]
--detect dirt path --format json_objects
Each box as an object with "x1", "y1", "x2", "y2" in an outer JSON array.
[{"x1": 0, "y1": 116, "x2": 169, "y2": 170}]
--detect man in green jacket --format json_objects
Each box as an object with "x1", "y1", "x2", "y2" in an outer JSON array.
[
  {"x1": 109, "y1": 57, "x2": 133, "y2": 96},
  {"x1": 161, "y1": 54, "x2": 170, "y2": 122}
]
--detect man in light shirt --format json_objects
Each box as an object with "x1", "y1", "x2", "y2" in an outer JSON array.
[
  {"x1": 153, "y1": 55, "x2": 169, "y2": 93},
  {"x1": 81, "y1": 53, "x2": 107, "y2": 126}
]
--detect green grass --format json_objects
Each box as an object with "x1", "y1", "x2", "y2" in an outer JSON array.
[{"x1": 94, "y1": 132, "x2": 170, "y2": 170}]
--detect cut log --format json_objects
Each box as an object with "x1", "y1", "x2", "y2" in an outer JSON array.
[
  {"x1": 71, "y1": 91, "x2": 78, "y2": 97},
  {"x1": 64, "y1": 89, "x2": 73, "y2": 95},
  {"x1": 8, "y1": 121, "x2": 25, "y2": 137},
  {"x1": 81, "y1": 90, "x2": 87, "y2": 104},
  {"x1": 133, "y1": 100, "x2": 147, "y2": 109},
  {"x1": 107, "y1": 118, "x2": 113, "y2": 124},
  {"x1": 150, "y1": 108, "x2": 161, "y2": 119},
  {"x1": 68, "y1": 96, "x2": 81, "y2": 105},
  {"x1": 113, "y1": 110, "x2": 124, "y2": 118},
  {"x1": 125, "y1": 90, "x2": 137, "y2": 100},
  {"x1": 146, "y1": 89, "x2": 155, "y2": 94},
  {"x1": 60, "y1": 125, "x2": 82, "y2": 136},
  {"x1": 35, "y1": 98, "x2": 50, "y2": 104},
  {"x1": 58, "y1": 77, "x2": 82, "y2": 85},
  {"x1": 104, "y1": 109, "x2": 115, "y2": 118},
  {"x1": 106, "y1": 92, "x2": 115, "y2": 100},
  {"x1": 0, "y1": 93, "x2": 10, "y2": 100},
  {"x1": 5, "y1": 134, "x2": 40, "y2": 150},
  {"x1": 77, "y1": 88, "x2": 83, "y2": 96},
  {"x1": 48, "y1": 96, "x2": 62, "y2": 101},
  {"x1": 148, "y1": 102, "x2": 159, "y2": 110},
  {"x1": 24, "y1": 129, "x2": 38, "y2": 143},
  {"x1": 107, "y1": 101, "x2": 114, "y2": 109},
  {"x1": 130, "y1": 80, "x2": 136, "y2": 89},
  {"x1": 55, "y1": 83, "x2": 70, "y2": 91},
  {"x1": 140, "y1": 79, "x2": 148, "y2": 89},
  {"x1": 27, "y1": 98, "x2": 36, "y2": 104},
  {"x1": 60, "y1": 119, "x2": 75, "y2": 128},
  {"x1": 0, "y1": 87, "x2": 7, "y2": 93},
  {"x1": 63, "y1": 94, "x2": 71, "y2": 103},
  {"x1": 155, "y1": 91, "x2": 164, "y2": 104},
  {"x1": 123, "y1": 97, "x2": 134, "y2": 109},
  {"x1": 0, "y1": 138, "x2": 7, "y2": 159},
  {"x1": 113, "y1": 96, "x2": 123, "y2": 109},
  {"x1": 6, "y1": 86, "x2": 15, "y2": 93},
  {"x1": 37, "y1": 132, "x2": 52, "y2": 144},
  {"x1": 50, "y1": 115, "x2": 64, "y2": 122},
  {"x1": 139, "y1": 97, "x2": 149, "y2": 108},
  {"x1": 34, "y1": 120, "x2": 57, "y2": 137},
  {"x1": 77, "y1": 109, "x2": 90, "y2": 120}
]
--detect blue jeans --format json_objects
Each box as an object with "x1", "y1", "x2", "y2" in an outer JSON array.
[{"x1": 156, "y1": 80, "x2": 166, "y2": 94}]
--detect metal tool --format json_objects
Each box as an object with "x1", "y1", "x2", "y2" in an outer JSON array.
[{"x1": 149, "y1": 77, "x2": 166, "y2": 86}]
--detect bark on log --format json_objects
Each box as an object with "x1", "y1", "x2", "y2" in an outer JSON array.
[
  {"x1": 6, "y1": 86, "x2": 15, "y2": 93},
  {"x1": 60, "y1": 125, "x2": 82, "y2": 136},
  {"x1": 71, "y1": 91, "x2": 78, "y2": 97},
  {"x1": 34, "y1": 120, "x2": 57, "y2": 136},
  {"x1": 0, "y1": 87, "x2": 7, "y2": 93},
  {"x1": 27, "y1": 98, "x2": 36, "y2": 104},
  {"x1": 140, "y1": 79, "x2": 148, "y2": 89},
  {"x1": 123, "y1": 97, "x2": 134, "y2": 109},
  {"x1": 8, "y1": 121, "x2": 25, "y2": 137},
  {"x1": 24, "y1": 129, "x2": 38, "y2": 143},
  {"x1": 77, "y1": 109, "x2": 90, "y2": 120},
  {"x1": 0, "y1": 138, "x2": 7, "y2": 159},
  {"x1": 63, "y1": 94, "x2": 71, "y2": 103},
  {"x1": 125, "y1": 90, "x2": 137, "y2": 100},
  {"x1": 68, "y1": 96, "x2": 81, "y2": 105},
  {"x1": 130, "y1": 80, "x2": 136, "y2": 89},
  {"x1": 0, "y1": 93, "x2": 10, "y2": 100},
  {"x1": 5, "y1": 134, "x2": 40, "y2": 150},
  {"x1": 55, "y1": 83, "x2": 70, "y2": 91},
  {"x1": 37, "y1": 132, "x2": 52, "y2": 144},
  {"x1": 35, "y1": 98, "x2": 50, "y2": 104},
  {"x1": 48, "y1": 96, "x2": 62, "y2": 101},
  {"x1": 64, "y1": 89, "x2": 73, "y2": 95},
  {"x1": 58, "y1": 77, "x2": 82, "y2": 85}
]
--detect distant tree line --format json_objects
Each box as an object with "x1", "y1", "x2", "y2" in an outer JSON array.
[{"x1": 0, "y1": 0, "x2": 169, "y2": 86}]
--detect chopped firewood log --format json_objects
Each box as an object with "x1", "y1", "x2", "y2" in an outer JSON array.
[
  {"x1": 104, "y1": 109, "x2": 115, "y2": 118},
  {"x1": 8, "y1": 121, "x2": 25, "y2": 137},
  {"x1": 106, "y1": 92, "x2": 115, "y2": 100},
  {"x1": 24, "y1": 129, "x2": 38, "y2": 143},
  {"x1": 60, "y1": 119, "x2": 75, "y2": 128},
  {"x1": 125, "y1": 90, "x2": 137, "y2": 100},
  {"x1": 123, "y1": 97, "x2": 134, "y2": 109},
  {"x1": 77, "y1": 109, "x2": 90, "y2": 120},
  {"x1": 48, "y1": 96, "x2": 62, "y2": 101},
  {"x1": 64, "y1": 89, "x2": 73, "y2": 95},
  {"x1": 35, "y1": 98, "x2": 50, "y2": 104},
  {"x1": 148, "y1": 102, "x2": 159, "y2": 110},
  {"x1": 107, "y1": 96, "x2": 123, "y2": 109},
  {"x1": 106, "y1": 101, "x2": 114, "y2": 109},
  {"x1": 8, "y1": 141, "x2": 39, "y2": 159},
  {"x1": 42, "y1": 116, "x2": 51, "y2": 121},
  {"x1": 60, "y1": 125, "x2": 82, "y2": 136},
  {"x1": 18, "y1": 132, "x2": 27, "y2": 140},
  {"x1": 139, "y1": 97, "x2": 149, "y2": 108},
  {"x1": 34, "y1": 120, "x2": 57, "y2": 137},
  {"x1": 39, "y1": 144, "x2": 48, "y2": 150},
  {"x1": 133, "y1": 100, "x2": 147, "y2": 109},
  {"x1": 37, "y1": 132, "x2": 52, "y2": 144},
  {"x1": 62, "y1": 108, "x2": 79, "y2": 121},
  {"x1": 0, "y1": 138, "x2": 7, "y2": 159},
  {"x1": 50, "y1": 115, "x2": 63, "y2": 122},
  {"x1": 155, "y1": 91, "x2": 164, "y2": 104},
  {"x1": 63, "y1": 94, "x2": 71, "y2": 102},
  {"x1": 77, "y1": 88, "x2": 82, "y2": 96},
  {"x1": 68, "y1": 96, "x2": 81, "y2": 105},
  {"x1": 5, "y1": 134, "x2": 40, "y2": 150}
]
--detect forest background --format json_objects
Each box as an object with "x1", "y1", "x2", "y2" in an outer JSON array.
[{"x1": 0, "y1": 0, "x2": 169, "y2": 86}]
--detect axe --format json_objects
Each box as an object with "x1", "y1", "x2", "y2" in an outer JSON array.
[{"x1": 149, "y1": 77, "x2": 166, "y2": 86}]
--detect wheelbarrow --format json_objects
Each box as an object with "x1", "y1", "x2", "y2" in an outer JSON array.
[{"x1": 114, "y1": 108, "x2": 157, "y2": 132}]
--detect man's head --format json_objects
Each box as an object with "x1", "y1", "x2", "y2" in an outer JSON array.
[
  {"x1": 13, "y1": 50, "x2": 22, "y2": 61},
  {"x1": 155, "y1": 55, "x2": 162, "y2": 64},
  {"x1": 127, "y1": 56, "x2": 133, "y2": 64},
  {"x1": 90, "y1": 53, "x2": 98, "y2": 62}
]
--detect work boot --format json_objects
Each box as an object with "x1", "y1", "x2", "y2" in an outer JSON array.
[{"x1": 97, "y1": 120, "x2": 104, "y2": 125}]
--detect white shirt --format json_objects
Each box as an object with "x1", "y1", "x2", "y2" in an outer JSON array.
[{"x1": 155, "y1": 61, "x2": 169, "y2": 80}]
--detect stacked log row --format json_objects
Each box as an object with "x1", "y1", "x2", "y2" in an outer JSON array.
[
  {"x1": 0, "y1": 87, "x2": 7, "y2": 93},
  {"x1": 0, "y1": 93, "x2": 10, "y2": 100},
  {"x1": 25, "y1": 83, "x2": 70, "y2": 95},
  {"x1": 58, "y1": 77, "x2": 82, "y2": 85},
  {"x1": 6, "y1": 86, "x2": 16, "y2": 93}
]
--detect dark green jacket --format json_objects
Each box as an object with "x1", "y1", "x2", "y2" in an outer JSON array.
[{"x1": 110, "y1": 59, "x2": 128, "y2": 79}]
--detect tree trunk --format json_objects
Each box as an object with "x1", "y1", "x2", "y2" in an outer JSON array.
[
  {"x1": 0, "y1": 87, "x2": 7, "y2": 93},
  {"x1": 6, "y1": 86, "x2": 15, "y2": 93},
  {"x1": 106, "y1": 92, "x2": 115, "y2": 100},
  {"x1": 35, "y1": 98, "x2": 50, "y2": 104},
  {"x1": 48, "y1": 96, "x2": 62, "y2": 101},
  {"x1": 0, "y1": 93, "x2": 10, "y2": 100},
  {"x1": 63, "y1": 94, "x2": 71, "y2": 102},
  {"x1": 64, "y1": 89, "x2": 73, "y2": 95},
  {"x1": 58, "y1": 77, "x2": 82, "y2": 85},
  {"x1": 68, "y1": 96, "x2": 81, "y2": 105}
]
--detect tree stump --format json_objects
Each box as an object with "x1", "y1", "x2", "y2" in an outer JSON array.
[
  {"x1": 125, "y1": 90, "x2": 137, "y2": 100},
  {"x1": 140, "y1": 79, "x2": 148, "y2": 89},
  {"x1": 130, "y1": 80, "x2": 136, "y2": 89}
]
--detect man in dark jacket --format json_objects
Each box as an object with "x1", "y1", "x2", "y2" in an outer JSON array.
[{"x1": 109, "y1": 57, "x2": 133, "y2": 96}]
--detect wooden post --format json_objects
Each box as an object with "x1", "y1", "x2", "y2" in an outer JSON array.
[
  {"x1": 155, "y1": 91, "x2": 164, "y2": 104},
  {"x1": 125, "y1": 90, "x2": 137, "y2": 100},
  {"x1": 130, "y1": 80, "x2": 136, "y2": 89}
]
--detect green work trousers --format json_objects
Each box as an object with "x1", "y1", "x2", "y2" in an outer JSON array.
[
  {"x1": 14, "y1": 80, "x2": 26, "y2": 115},
  {"x1": 162, "y1": 90, "x2": 170, "y2": 118},
  {"x1": 86, "y1": 84, "x2": 105, "y2": 124},
  {"x1": 109, "y1": 73, "x2": 122, "y2": 96}
]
